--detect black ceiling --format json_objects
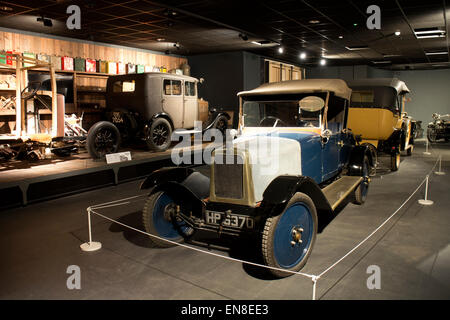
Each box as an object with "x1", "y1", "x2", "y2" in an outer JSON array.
[{"x1": 0, "y1": 0, "x2": 449, "y2": 69}]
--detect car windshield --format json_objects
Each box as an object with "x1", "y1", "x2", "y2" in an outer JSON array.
[{"x1": 242, "y1": 95, "x2": 325, "y2": 128}]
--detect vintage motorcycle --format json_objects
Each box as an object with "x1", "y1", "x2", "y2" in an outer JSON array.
[{"x1": 427, "y1": 113, "x2": 450, "y2": 143}]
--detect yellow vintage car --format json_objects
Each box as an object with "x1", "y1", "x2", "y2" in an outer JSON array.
[{"x1": 347, "y1": 78, "x2": 413, "y2": 171}]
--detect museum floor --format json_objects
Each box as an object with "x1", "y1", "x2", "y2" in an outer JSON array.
[{"x1": 1, "y1": 140, "x2": 449, "y2": 300}]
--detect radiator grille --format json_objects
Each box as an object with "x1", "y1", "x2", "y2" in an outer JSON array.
[{"x1": 214, "y1": 155, "x2": 243, "y2": 199}]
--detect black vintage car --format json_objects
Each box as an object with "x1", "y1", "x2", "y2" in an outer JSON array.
[
  {"x1": 427, "y1": 113, "x2": 450, "y2": 142},
  {"x1": 86, "y1": 73, "x2": 230, "y2": 158}
]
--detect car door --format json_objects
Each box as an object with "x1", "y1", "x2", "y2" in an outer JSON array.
[
  {"x1": 183, "y1": 81, "x2": 198, "y2": 129},
  {"x1": 322, "y1": 103, "x2": 345, "y2": 181},
  {"x1": 162, "y1": 78, "x2": 183, "y2": 128}
]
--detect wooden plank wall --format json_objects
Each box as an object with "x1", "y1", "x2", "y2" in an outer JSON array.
[{"x1": 0, "y1": 30, "x2": 187, "y2": 70}]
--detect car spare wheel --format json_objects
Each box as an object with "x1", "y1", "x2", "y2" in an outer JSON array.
[
  {"x1": 353, "y1": 156, "x2": 370, "y2": 205},
  {"x1": 86, "y1": 121, "x2": 120, "y2": 159},
  {"x1": 262, "y1": 192, "x2": 318, "y2": 278},
  {"x1": 146, "y1": 118, "x2": 172, "y2": 152},
  {"x1": 142, "y1": 191, "x2": 194, "y2": 247},
  {"x1": 390, "y1": 152, "x2": 400, "y2": 171}
]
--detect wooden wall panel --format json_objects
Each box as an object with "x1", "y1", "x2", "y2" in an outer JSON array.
[{"x1": 0, "y1": 30, "x2": 187, "y2": 69}]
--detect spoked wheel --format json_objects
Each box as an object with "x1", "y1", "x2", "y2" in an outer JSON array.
[
  {"x1": 142, "y1": 191, "x2": 194, "y2": 247},
  {"x1": 427, "y1": 130, "x2": 437, "y2": 143},
  {"x1": 353, "y1": 156, "x2": 370, "y2": 205},
  {"x1": 262, "y1": 192, "x2": 317, "y2": 278},
  {"x1": 86, "y1": 121, "x2": 120, "y2": 158},
  {"x1": 146, "y1": 118, "x2": 172, "y2": 152},
  {"x1": 390, "y1": 152, "x2": 400, "y2": 171},
  {"x1": 213, "y1": 115, "x2": 228, "y2": 135}
]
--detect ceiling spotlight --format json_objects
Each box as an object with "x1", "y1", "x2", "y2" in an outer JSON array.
[
  {"x1": 320, "y1": 59, "x2": 326, "y2": 66},
  {"x1": 239, "y1": 33, "x2": 248, "y2": 41},
  {"x1": 278, "y1": 47, "x2": 284, "y2": 54},
  {"x1": 395, "y1": 31, "x2": 401, "y2": 36},
  {"x1": 309, "y1": 19, "x2": 320, "y2": 24},
  {"x1": 300, "y1": 52, "x2": 306, "y2": 59},
  {"x1": 0, "y1": 6, "x2": 13, "y2": 11},
  {"x1": 164, "y1": 9, "x2": 177, "y2": 16},
  {"x1": 37, "y1": 16, "x2": 53, "y2": 27},
  {"x1": 338, "y1": 35, "x2": 344, "y2": 39}
]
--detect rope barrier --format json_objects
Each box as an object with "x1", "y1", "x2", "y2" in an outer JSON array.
[{"x1": 81, "y1": 152, "x2": 442, "y2": 300}]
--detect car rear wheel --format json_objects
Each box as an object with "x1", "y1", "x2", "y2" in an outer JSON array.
[
  {"x1": 261, "y1": 192, "x2": 317, "y2": 278},
  {"x1": 390, "y1": 152, "x2": 400, "y2": 171},
  {"x1": 86, "y1": 121, "x2": 120, "y2": 159},
  {"x1": 353, "y1": 156, "x2": 370, "y2": 205},
  {"x1": 142, "y1": 191, "x2": 194, "y2": 247},
  {"x1": 146, "y1": 118, "x2": 172, "y2": 152}
]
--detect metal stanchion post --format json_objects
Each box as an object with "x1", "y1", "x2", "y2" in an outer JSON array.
[
  {"x1": 312, "y1": 276, "x2": 318, "y2": 300},
  {"x1": 435, "y1": 155, "x2": 445, "y2": 175},
  {"x1": 418, "y1": 175, "x2": 434, "y2": 205},
  {"x1": 80, "y1": 207, "x2": 102, "y2": 252},
  {"x1": 423, "y1": 140, "x2": 431, "y2": 155}
]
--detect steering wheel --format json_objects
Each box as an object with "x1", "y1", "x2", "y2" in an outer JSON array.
[
  {"x1": 259, "y1": 116, "x2": 287, "y2": 127},
  {"x1": 21, "y1": 81, "x2": 42, "y2": 100}
]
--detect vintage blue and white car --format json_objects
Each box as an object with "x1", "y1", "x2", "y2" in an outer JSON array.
[{"x1": 140, "y1": 79, "x2": 374, "y2": 277}]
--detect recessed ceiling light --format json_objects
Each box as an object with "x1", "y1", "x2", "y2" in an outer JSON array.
[
  {"x1": 309, "y1": 19, "x2": 320, "y2": 24},
  {"x1": 371, "y1": 61, "x2": 392, "y2": 64},
  {"x1": 414, "y1": 27, "x2": 446, "y2": 39},
  {"x1": 345, "y1": 45, "x2": 369, "y2": 51},
  {"x1": 395, "y1": 31, "x2": 401, "y2": 36},
  {"x1": 156, "y1": 38, "x2": 165, "y2": 42},
  {"x1": 300, "y1": 52, "x2": 306, "y2": 59},
  {"x1": 338, "y1": 35, "x2": 343, "y2": 39},
  {"x1": 0, "y1": 6, "x2": 13, "y2": 11},
  {"x1": 320, "y1": 59, "x2": 326, "y2": 66},
  {"x1": 425, "y1": 51, "x2": 448, "y2": 55},
  {"x1": 278, "y1": 47, "x2": 284, "y2": 53}
]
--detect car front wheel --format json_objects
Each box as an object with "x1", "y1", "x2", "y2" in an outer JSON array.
[
  {"x1": 86, "y1": 121, "x2": 120, "y2": 159},
  {"x1": 142, "y1": 191, "x2": 194, "y2": 247},
  {"x1": 261, "y1": 192, "x2": 317, "y2": 278},
  {"x1": 353, "y1": 156, "x2": 370, "y2": 205}
]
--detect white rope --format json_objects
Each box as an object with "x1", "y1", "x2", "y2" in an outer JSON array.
[
  {"x1": 317, "y1": 156, "x2": 440, "y2": 278},
  {"x1": 90, "y1": 194, "x2": 147, "y2": 210},
  {"x1": 88, "y1": 208, "x2": 316, "y2": 279}
]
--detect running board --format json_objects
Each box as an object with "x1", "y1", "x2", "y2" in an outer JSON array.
[{"x1": 322, "y1": 176, "x2": 363, "y2": 211}]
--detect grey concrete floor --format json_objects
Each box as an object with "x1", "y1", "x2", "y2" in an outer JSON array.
[{"x1": 0, "y1": 140, "x2": 449, "y2": 300}]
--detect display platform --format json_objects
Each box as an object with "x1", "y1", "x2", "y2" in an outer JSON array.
[{"x1": 0, "y1": 143, "x2": 206, "y2": 209}]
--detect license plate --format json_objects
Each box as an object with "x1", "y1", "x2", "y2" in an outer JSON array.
[{"x1": 205, "y1": 210, "x2": 254, "y2": 229}]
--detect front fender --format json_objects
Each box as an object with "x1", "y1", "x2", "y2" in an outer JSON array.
[
  {"x1": 140, "y1": 167, "x2": 194, "y2": 190},
  {"x1": 203, "y1": 111, "x2": 230, "y2": 131},
  {"x1": 261, "y1": 175, "x2": 332, "y2": 215}
]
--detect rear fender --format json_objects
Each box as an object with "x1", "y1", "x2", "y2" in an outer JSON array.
[{"x1": 348, "y1": 145, "x2": 373, "y2": 176}]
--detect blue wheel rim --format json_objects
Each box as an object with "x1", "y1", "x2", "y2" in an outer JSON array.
[
  {"x1": 273, "y1": 203, "x2": 314, "y2": 269},
  {"x1": 152, "y1": 193, "x2": 191, "y2": 240}
]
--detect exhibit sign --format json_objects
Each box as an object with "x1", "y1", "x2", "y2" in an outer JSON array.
[{"x1": 105, "y1": 151, "x2": 132, "y2": 164}]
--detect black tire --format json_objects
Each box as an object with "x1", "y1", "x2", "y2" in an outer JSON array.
[
  {"x1": 427, "y1": 129, "x2": 437, "y2": 143},
  {"x1": 390, "y1": 152, "x2": 400, "y2": 171},
  {"x1": 353, "y1": 156, "x2": 370, "y2": 205},
  {"x1": 262, "y1": 192, "x2": 318, "y2": 278},
  {"x1": 406, "y1": 145, "x2": 413, "y2": 156},
  {"x1": 213, "y1": 115, "x2": 228, "y2": 135},
  {"x1": 86, "y1": 121, "x2": 120, "y2": 159},
  {"x1": 145, "y1": 118, "x2": 172, "y2": 152},
  {"x1": 142, "y1": 191, "x2": 194, "y2": 248}
]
